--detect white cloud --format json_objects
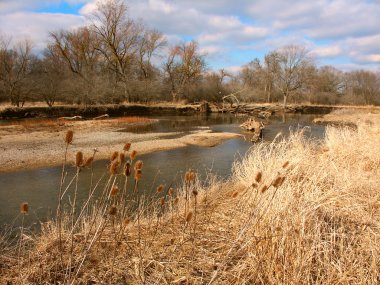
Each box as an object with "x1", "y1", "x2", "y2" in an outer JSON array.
[
  {"x1": 148, "y1": 0, "x2": 175, "y2": 14},
  {"x1": 79, "y1": 1, "x2": 98, "y2": 15},
  {"x1": 198, "y1": 33, "x2": 226, "y2": 44},
  {"x1": 311, "y1": 46, "x2": 342, "y2": 58},
  {"x1": 209, "y1": 16, "x2": 241, "y2": 29},
  {"x1": 0, "y1": 12, "x2": 85, "y2": 52},
  {"x1": 334, "y1": 63, "x2": 379, "y2": 72},
  {"x1": 199, "y1": 45, "x2": 225, "y2": 57}
]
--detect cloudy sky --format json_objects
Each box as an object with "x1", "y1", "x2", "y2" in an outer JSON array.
[{"x1": 1, "y1": 0, "x2": 379, "y2": 72}]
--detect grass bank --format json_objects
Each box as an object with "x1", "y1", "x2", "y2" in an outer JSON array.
[{"x1": 1, "y1": 110, "x2": 379, "y2": 284}]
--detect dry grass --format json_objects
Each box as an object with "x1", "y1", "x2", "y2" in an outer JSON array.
[
  {"x1": 313, "y1": 107, "x2": 380, "y2": 127},
  {"x1": 1, "y1": 115, "x2": 380, "y2": 284}
]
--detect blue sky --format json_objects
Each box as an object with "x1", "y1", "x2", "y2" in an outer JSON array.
[{"x1": 1, "y1": 0, "x2": 379, "y2": 73}]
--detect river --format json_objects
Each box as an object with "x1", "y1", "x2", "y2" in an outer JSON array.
[{"x1": 0, "y1": 113, "x2": 325, "y2": 229}]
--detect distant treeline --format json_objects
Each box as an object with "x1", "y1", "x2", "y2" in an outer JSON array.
[{"x1": 0, "y1": 0, "x2": 379, "y2": 108}]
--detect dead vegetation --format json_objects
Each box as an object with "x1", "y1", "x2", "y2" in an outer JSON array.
[{"x1": 1, "y1": 112, "x2": 380, "y2": 284}]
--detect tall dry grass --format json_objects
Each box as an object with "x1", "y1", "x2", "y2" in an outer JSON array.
[{"x1": 1, "y1": 118, "x2": 379, "y2": 284}]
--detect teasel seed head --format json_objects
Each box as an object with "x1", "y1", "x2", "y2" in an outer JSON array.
[
  {"x1": 255, "y1": 171, "x2": 262, "y2": 183},
  {"x1": 160, "y1": 197, "x2": 165, "y2": 206},
  {"x1": 119, "y1": 153, "x2": 125, "y2": 165},
  {"x1": 64, "y1": 130, "x2": 73, "y2": 145},
  {"x1": 251, "y1": 182, "x2": 258, "y2": 188},
  {"x1": 156, "y1": 184, "x2": 164, "y2": 193},
  {"x1": 110, "y1": 160, "x2": 120, "y2": 175},
  {"x1": 124, "y1": 218, "x2": 130, "y2": 225},
  {"x1": 111, "y1": 151, "x2": 119, "y2": 161},
  {"x1": 186, "y1": 211, "x2": 193, "y2": 223},
  {"x1": 232, "y1": 191, "x2": 239, "y2": 198},
  {"x1": 109, "y1": 205, "x2": 117, "y2": 216},
  {"x1": 123, "y1": 162, "x2": 131, "y2": 176},
  {"x1": 130, "y1": 150, "x2": 137, "y2": 160},
  {"x1": 260, "y1": 184, "x2": 268, "y2": 193},
  {"x1": 174, "y1": 197, "x2": 179, "y2": 205},
  {"x1": 192, "y1": 189, "x2": 198, "y2": 196},
  {"x1": 20, "y1": 202, "x2": 29, "y2": 214},
  {"x1": 134, "y1": 169, "x2": 142, "y2": 181},
  {"x1": 84, "y1": 156, "x2": 94, "y2": 167},
  {"x1": 168, "y1": 188, "x2": 175, "y2": 196},
  {"x1": 111, "y1": 185, "x2": 119, "y2": 197},
  {"x1": 272, "y1": 175, "x2": 284, "y2": 188},
  {"x1": 282, "y1": 161, "x2": 290, "y2": 168},
  {"x1": 134, "y1": 160, "x2": 143, "y2": 171},
  {"x1": 185, "y1": 171, "x2": 196, "y2": 183},
  {"x1": 75, "y1": 151, "x2": 84, "y2": 167},
  {"x1": 123, "y1": 143, "x2": 131, "y2": 152}
]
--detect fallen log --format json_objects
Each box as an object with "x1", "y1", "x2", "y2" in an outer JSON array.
[
  {"x1": 93, "y1": 114, "x2": 110, "y2": 120},
  {"x1": 258, "y1": 110, "x2": 273, "y2": 118},
  {"x1": 240, "y1": 117, "x2": 264, "y2": 142},
  {"x1": 58, "y1": 115, "x2": 83, "y2": 120}
]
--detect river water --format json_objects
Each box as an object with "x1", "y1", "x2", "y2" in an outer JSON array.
[{"x1": 0, "y1": 113, "x2": 325, "y2": 229}]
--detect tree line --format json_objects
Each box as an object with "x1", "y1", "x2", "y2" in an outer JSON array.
[{"x1": 0, "y1": 0, "x2": 379, "y2": 108}]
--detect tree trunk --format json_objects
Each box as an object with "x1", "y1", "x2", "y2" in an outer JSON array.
[
  {"x1": 123, "y1": 81, "x2": 129, "y2": 103},
  {"x1": 171, "y1": 91, "x2": 177, "y2": 102},
  {"x1": 267, "y1": 83, "x2": 272, "y2": 103},
  {"x1": 283, "y1": 94, "x2": 288, "y2": 109}
]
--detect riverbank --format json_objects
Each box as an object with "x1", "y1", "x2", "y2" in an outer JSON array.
[
  {"x1": 1, "y1": 109, "x2": 379, "y2": 284},
  {"x1": 2, "y1": 101, "x2": 378, "y2": 120},
  {"x1": 313, "y1": 106, "x2": 380, "y2": 127},
  {"x1": 0, "y1": 117, "x2": 242, "y2": 172}
]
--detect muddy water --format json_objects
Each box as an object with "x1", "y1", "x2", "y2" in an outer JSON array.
[{"x1": 0, "y1": 113, "x2": 325, "y2": 228}]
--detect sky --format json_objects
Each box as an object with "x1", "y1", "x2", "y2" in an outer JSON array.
[{"x1": 0, "y1": 0, "x2": 379, "y2": 73}]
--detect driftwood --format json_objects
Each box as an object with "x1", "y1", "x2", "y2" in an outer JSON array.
[
  {"x1": 58, "y1": 115, "x2": 83, "y2": 120},
  {"x1": 258, "y1": 110, "x2": 273, "y2": 118},
  {"x1": 240, "y1": 117, "x2": 264, "y2": 142},
  {"x1": 93, "y1": 114, "x2": 110, "y2": 120},
  {"x1": 221, "y1": 89, "x2": 246, "y2": 112}
]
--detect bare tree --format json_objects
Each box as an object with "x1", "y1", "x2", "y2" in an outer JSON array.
[
  {"x1": 165, "y1": 41, "x2": 206, "y2": 101},
  {"x1": 49, "y1": 27, "x2": 100, "y2": 104},
  {"x1": 240, "y1": 59, "x2": 262, "y2": 88},
  {"x1": 307, "y1": 66, "x2": 345, "y2": 104},
  {"x1": 274, "y1": 45, "x2": 314, "y2": 108},
  {"x1": 263, "y1": 51, "x2": 280, "y2": 103},
  {"x1": 0, "y1": 38, "x2": 34, "y2": 107},
  {"x1": 137, "y1": 29, "x2": 166, "y2": 80},
  {"x1": 347, "y1": 70, "x2": 379, "y2": 105},
  {"x1": 33, "y1": 46, "x2": 68, "y2": 107},
  {"x1": 91, "y1": 0, "x2": 141, "y2": 102}
]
